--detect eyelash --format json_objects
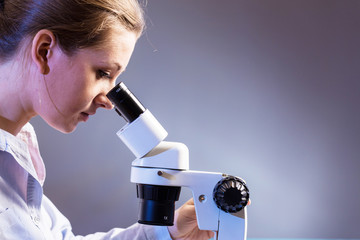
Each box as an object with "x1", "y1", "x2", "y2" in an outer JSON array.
[{"x1": 98, "y1": 70, "x2": 111, "y2": 79}]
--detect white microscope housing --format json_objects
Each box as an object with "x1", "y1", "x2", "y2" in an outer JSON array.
[{"x1": 107, "y1": 82, "x2": 250, "y2": 240}]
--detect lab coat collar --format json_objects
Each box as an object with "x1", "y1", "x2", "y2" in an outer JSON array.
[{"x1": 0, "y1": 123, "x2": 45, "y2": 186}]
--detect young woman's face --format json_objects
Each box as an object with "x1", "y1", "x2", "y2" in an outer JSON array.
[{"x1": 36, "y1": 27, "x2": 138, "y2": 133}]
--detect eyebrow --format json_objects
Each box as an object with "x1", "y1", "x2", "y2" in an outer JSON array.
[
  {"x1": 98, "y1": 61, "x2": 124, "y2": 73},
  {"x1": 109, "y1": 62, "x2": 124, "y2": 73},
  {"x1": 114, "y1": 63, "x2": 122, "y2": 71}
]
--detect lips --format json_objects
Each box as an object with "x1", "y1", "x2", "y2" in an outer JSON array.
[
  {"x1": 81, "y1": 111, "x2": 94, "y2": 122},
  {"x1": 80, "y1": 110, "x2": 96, "y2": 122}
]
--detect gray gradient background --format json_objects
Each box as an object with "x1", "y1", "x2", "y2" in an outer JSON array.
[{"x1": 30, "y1": 0, "x2": 360, "y2": 238}]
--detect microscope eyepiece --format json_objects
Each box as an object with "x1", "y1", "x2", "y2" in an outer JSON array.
[
  {"x1": 108, "y1": 82, "x2": 179, "y2": 226},
  {"x1": 106, "y1": 82, "x2": 146, "y2": 123}
]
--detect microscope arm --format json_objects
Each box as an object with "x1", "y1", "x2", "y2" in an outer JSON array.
[
  {"x1": 132, "y1": 168, "x2": 247, "y2": 239},
  {"x1": 130, "y1": 141, "x2": 247, "y2": 240}
]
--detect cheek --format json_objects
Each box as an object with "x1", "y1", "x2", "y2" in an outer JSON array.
[
  {"x1": 43, "y1": 75, "x2": 90, "y2": 118},
  {"x1": 62, "y1": 83, "x2": 94, "y2": 113},
  {"x1": 69, "y1": 89, "x2": 93, "y2": 110},
  {"x1": 47, "y1": 51, "x2": 102, "y2": 116}
]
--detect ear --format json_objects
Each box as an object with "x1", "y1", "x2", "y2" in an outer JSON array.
[{"x1": 31, "y1": 29, "x2": 56, "y2": 75}]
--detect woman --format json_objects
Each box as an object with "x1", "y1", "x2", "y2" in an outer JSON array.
[{"x1": 0, "y1": 0, "x2": 214, "y2": 239}]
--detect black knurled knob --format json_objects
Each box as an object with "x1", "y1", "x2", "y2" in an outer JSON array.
[{"x1": 213, "y1": 176, "x2": 249, "y2": 213}]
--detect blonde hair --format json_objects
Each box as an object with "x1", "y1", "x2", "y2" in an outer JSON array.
[{"x1": 0, "y1": 0, "x2": 145, "y2": 60}]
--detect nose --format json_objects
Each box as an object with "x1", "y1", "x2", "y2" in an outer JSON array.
[
  {"x1": 94, "y1": 81, "x2": 117, "y2": 110},
  {"x1": 94, "y1": 93, "x2": 114, "y2": 110}
]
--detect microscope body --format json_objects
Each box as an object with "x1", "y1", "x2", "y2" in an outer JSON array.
[
  {"x1": 107, "y1": 82, "x2": 249, "y2": 240},
  {"x1": 118, "y1": 109, "x2": 248, "y2": 240}
]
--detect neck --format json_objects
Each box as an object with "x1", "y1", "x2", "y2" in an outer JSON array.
[
  {"x1": 0, "y1": 59, "x2": 37, "y2": 136},
  {"x1": 0, "y1": 115, "x2": 33, "y2": 136}
]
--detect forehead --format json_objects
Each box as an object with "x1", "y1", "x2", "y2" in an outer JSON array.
[
  {"x1": 100, "y1": 26, "x2": 138, "y2": 52},
  {"x1": 75, "y1": 27, "x2": 138, "y2": 69}
]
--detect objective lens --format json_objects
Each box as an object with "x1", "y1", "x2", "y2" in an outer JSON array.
[
  {"x1": 137, "y1": 184, "x2": 181, "y2": 226},
  {"x1": 106, "y1": 82, "x2": 145, "y2": 123}
]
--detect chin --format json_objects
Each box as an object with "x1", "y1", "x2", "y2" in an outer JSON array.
[
  {"x1": 49, "y1": 121, "x2": 78, "y2": 134},
  {"x1": 59, "y1": 123, "x2": 78, "y2": 133},
  {"x1": 41, "y1": 115, "x2": 78, "y2": 134},
  {"x1": 58, "y1": 126, "x2": 77, "y2": 134}
]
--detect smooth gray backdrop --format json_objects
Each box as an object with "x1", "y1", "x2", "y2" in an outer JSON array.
[{"x1": 30, "y1": 0, "x2": 360, "y2": 238}]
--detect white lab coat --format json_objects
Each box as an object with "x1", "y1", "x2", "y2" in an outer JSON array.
[{"x1": 0, "y1": 123, "x2": 171, "y2": 240}]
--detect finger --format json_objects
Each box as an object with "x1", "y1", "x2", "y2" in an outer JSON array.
[{"x1": 185, "y1": 197, "x2": 194, "y2": 205}]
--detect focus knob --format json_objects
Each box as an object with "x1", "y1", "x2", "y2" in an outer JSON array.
[{"x1": 213, "y1": 176, "x2": 249, "y2": 213}]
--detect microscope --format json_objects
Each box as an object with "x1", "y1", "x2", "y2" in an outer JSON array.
[{"x1": 107, "y1": 82, "x2": 250, "y2": 240}]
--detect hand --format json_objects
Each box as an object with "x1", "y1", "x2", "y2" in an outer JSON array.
[
  {"x1": 168, "y1": 198, "x2": 251, "y2": 240},
  {"x1": 167, "y1": 198, "x2": 214, "y2": 240}
]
